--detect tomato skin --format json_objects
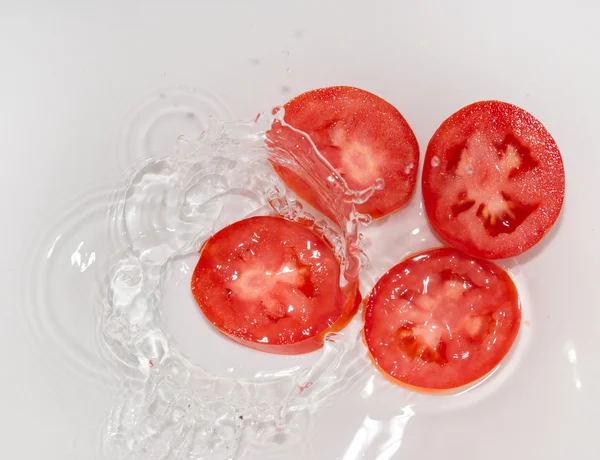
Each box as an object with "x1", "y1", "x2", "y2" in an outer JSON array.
[
  {"x1": 422, "y1": 100, "x2": 565, "y2": 259},
  {"x1": 191, "y1": 216, "x2": 360, "y2": 355},
  {"x1": 364, "y1": 247, "x2": 521, "y2": 392},
  {"x1": 270, "y1": 86, "x2": 419, "y2": 220}
]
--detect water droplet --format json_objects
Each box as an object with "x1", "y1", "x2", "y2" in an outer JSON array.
[
  {"x1": 404, "y1": 163, "x2": 414, "y2": 174},
  {"x1": 286, "y1": 68, "x2": 292, "y2": 76},
  {"x1": 373, "y1": 178, "x2": 385, "y2": 190},
  {"x1": 431, "y1": 156, "x2": 440, "y2": 167}
]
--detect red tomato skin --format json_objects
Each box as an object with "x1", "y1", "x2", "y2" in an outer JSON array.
[
  {"x1": 364, "y1": 247, "x2": 521, "y2": 392},
  {"x1": 271, "y1": 86, "x2": 420, "y2": 220},
  {"x1": 422, "y1": 100, "x2": 565, "y2": 259},
  {"x1": 191, "y1": 216, "x2": 360, "y2": 355}
]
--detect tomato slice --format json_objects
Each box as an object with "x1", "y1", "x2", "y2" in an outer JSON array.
[
  {"x1": 191, "y1": 216, "x2": 360, "y2": 354},
  {"x1": 364, "y1": 247, "x2": 521, "y2": 392},
  {"x1": 422, "y1": 100, "x2": 565, "y2": 259},
  {"x1": 270, "y1": 86, "x2": 419, "y2": 219}
]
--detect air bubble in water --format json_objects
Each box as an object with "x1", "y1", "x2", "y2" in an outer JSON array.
[{"x1": 431, "y1": 156, "x2": 440, "y2": 167}]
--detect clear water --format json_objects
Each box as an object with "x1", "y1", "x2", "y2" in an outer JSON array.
[
  {"x1": 99, "y1": 103, "x2": 384, "y2": 459},
  {"x1": 19, "y1": 86, "x2": 533, "y2": 460}
]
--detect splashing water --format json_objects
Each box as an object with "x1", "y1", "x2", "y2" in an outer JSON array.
[
  {"x1": 98, "y1": 101, "x2": 532, "y2": 459},
  {"x1": 99, "y1": 109, "x2": 381, "y2": 459},
  {"x1": 13, "y1": 83, "x2": 534, "y2": 459}
]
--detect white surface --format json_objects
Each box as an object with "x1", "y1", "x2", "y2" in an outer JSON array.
[{"x1": 2, "y1": 1, "x2": 598, "y2": 459}]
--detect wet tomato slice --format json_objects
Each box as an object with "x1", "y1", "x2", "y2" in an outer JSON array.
[
  {"x1": 422, "y1": 100, "x2": 565, "y2": 259},
  {"x1": 364, "y1": 247, "x2": 521, "y2": 392},
  {"x1": 271, "y1": 86, "x2": 419, "y2": 219},
  {"x1": 191, "y1": 216, "x2": 360, "y2": 354}
]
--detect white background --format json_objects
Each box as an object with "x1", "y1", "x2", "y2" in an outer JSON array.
[{"x1": 2, "y1": 1, "x2": 598, "y2": 459}]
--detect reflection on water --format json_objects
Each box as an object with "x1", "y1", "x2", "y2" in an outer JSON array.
[
  {"x1": 18, "y1": 188, "x2": 116, "y2": 389},
  {"x1": 70, "y1": 241, "x2": 97, "y2": 273},
  {"x1": 565, "y1": 341, "x2": 583, "y2": 390},
  {"x1": 342, "y1": 408, "x2": 414, "y2": 460}
]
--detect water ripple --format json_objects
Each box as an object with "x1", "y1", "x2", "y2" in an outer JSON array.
[
  {"x1": 116, "y1": 85, "x2": 236, "y2": 169},
  {"x1": 19, "y1": 186, "x2": 118, "y2": 389}
]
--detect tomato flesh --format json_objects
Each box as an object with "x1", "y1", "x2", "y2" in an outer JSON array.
[
  {"x1": 270, "y1": 86, "x2": 419, "y2": 219},
  {"x1": 364, "y1": 247, "x2": 521, "y2": 391},
  {"x1": 191, "y1": 216, "x2": 360, "y2": 354},
  {"x1": 422, "y1": 100, "x2": 565, "y2": 259}
]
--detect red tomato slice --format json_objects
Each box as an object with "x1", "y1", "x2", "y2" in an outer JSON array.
[
  {"x1": 191, "y1": 216, "x2": 360, "y2": 354},
  {"x1": 270, "y1": 86, "x2": 419, "y2": 219},
  {"x1": 422, "y1": 100, "x2": 565, "y2": 259},
  {"x1": 364, "y1": 247, "x2": 521, "y2": 392}
]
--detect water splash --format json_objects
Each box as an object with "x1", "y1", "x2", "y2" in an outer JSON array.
[
  {"x1": 100, "y1": 108, "x2": 380, "y2": 458},
  {"x1": 97, "y1": 97, "x2": 532, "y2": 459},
  {"x1": 13, "y1": 91, "x2": 534, "y2": 459}
]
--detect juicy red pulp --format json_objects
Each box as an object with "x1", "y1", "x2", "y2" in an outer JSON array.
[
  {"x1": 191, "y1": 216, "x2": 359, "y2": 354},
  {"x1": 447, "y1": 134, "x2": 541, "y2": 236},
  {"x1": 269, "y1": 86, "x2": 420, "y2": 220},
  {"x1": 423, "y1": 100, "x2": 565, "y2": 259},
  {"x1": 364, "y1": 247, "x2": 521, "y2": 391}
]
